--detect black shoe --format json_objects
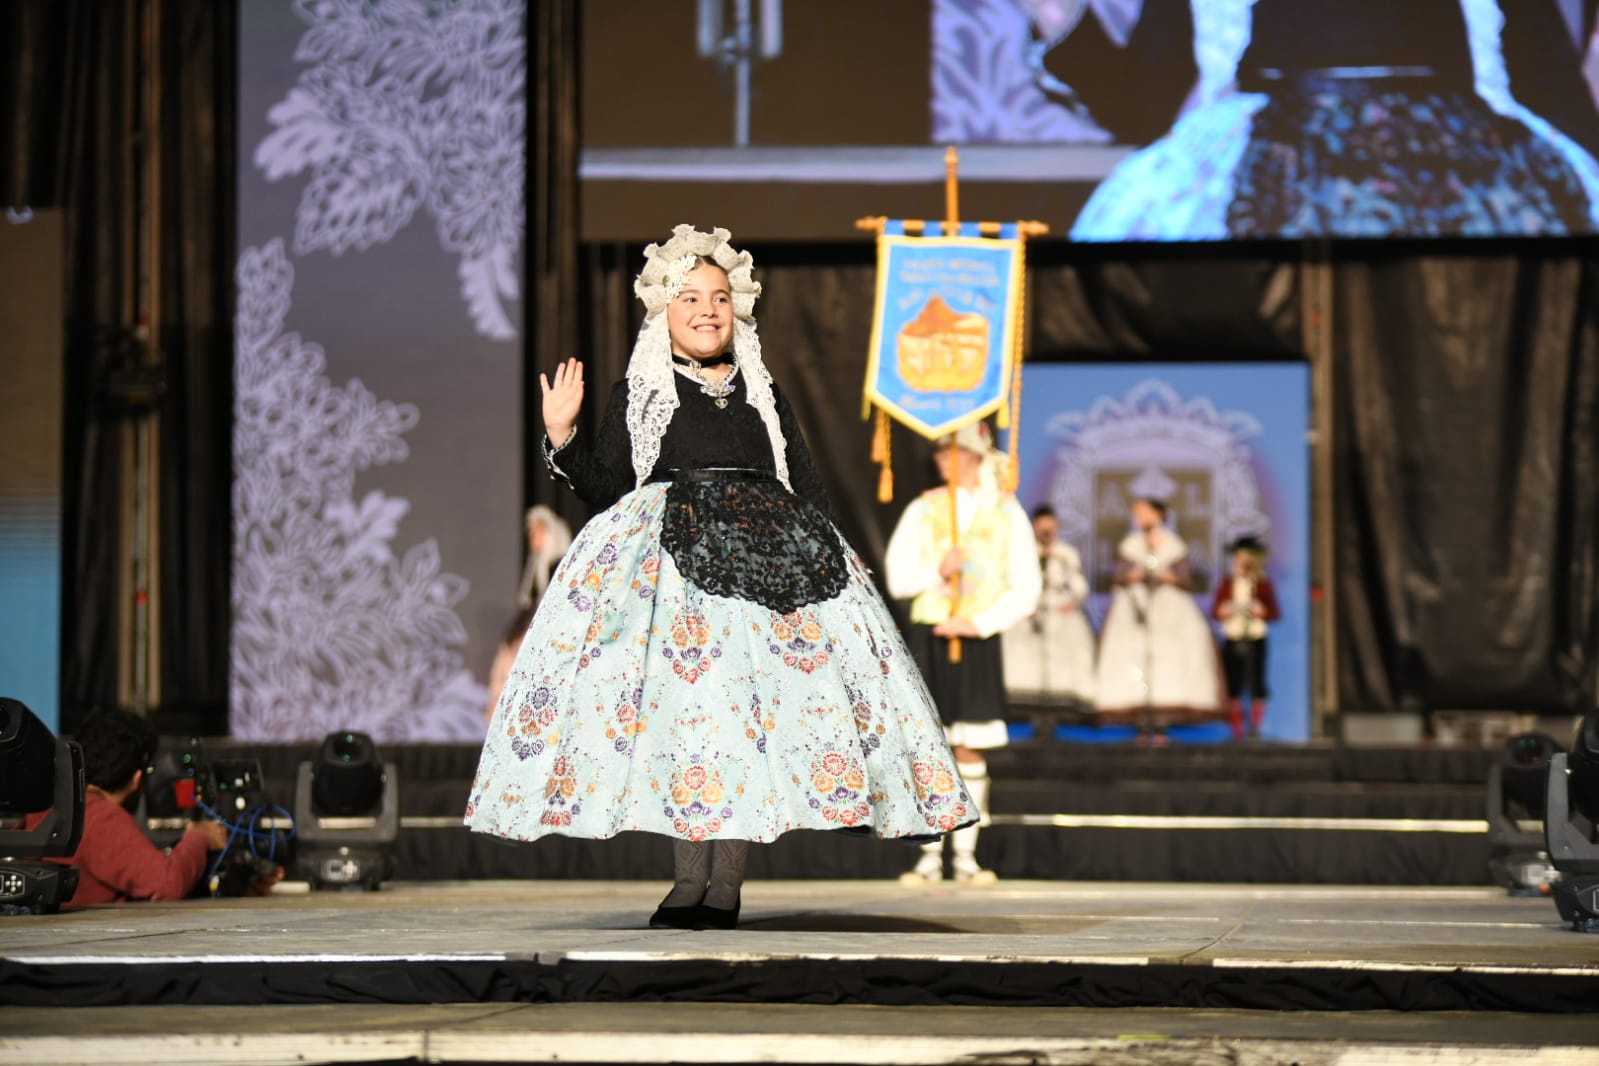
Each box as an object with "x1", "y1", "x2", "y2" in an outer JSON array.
[
  {"x1": 695, "y1": 895, "x2": 741, "y2": 930},
  {"x1": 648, "y1": 903, "x2": 703, "y2": 929}
]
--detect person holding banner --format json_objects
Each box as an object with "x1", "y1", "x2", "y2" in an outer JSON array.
[
  {"x1": 466, "y1": 225, "x2": 974, "y2": 931},
  {"x1": 1095, "y1": 497, "x2": 1222, "y2": 733},
  {"x1": 885, "y1": 422, "x2": 1041, "y2": 886}
]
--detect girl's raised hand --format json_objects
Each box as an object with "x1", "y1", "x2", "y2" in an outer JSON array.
[{"x1": 540, "y1": 358, "x2": 584, "y2": 443}]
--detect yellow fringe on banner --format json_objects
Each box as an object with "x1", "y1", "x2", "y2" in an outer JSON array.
[
  {"x1": 874, "y1": 407, "x2": 894, "y2": 502},
  {"x1": 1006, "y1": 357, "x2": 1023, "y2": 492},
  {"x1": 1004, "y1": 248, "x2": 1028, "y2": 494}
]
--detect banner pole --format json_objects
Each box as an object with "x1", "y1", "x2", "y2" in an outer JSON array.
[
  {"x1": 942, "y1": 145, "x2": 964, "y2": 662},
  {"x1": 943, "y1": 146, "x2": 959, "y2": 235},
  {"x1": 946, "y1": 432, "x2": 963, "y2": 664}
]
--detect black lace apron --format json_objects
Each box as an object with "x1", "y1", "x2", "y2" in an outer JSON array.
[{"x1": 653, "y1": 467, "x2": 849, "y2": 615}]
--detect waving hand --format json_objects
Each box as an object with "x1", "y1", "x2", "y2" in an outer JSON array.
[{"x1": 541, "y1": 358, "x2": 585, "y2": 445}]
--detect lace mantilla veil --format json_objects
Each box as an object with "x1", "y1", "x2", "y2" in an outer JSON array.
[{"x1": 626, "y1": 224, "x2": 790, "y2": 491}]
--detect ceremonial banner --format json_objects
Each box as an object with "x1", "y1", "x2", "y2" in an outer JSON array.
[{"x1": 864, "y1": 222, "x2": 1025, "y2": 440}]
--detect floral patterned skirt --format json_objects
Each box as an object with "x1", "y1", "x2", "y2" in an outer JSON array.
[
  {"x1": 465, "y1": 481, "x2": 976, "y2": 845},
  {"x1": 1072, "y1": 81, "x2": 1599, "y2": 240},
  {"x1": 1227, "y1": 81, "x2": 1594, "y2": 237}
]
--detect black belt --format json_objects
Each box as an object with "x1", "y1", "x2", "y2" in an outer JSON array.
[{"x1": 647, "y1": 466, "x2": 778, "y2": 485}]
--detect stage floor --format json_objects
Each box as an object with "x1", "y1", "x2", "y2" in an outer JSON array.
[
  {"x1": 4, "y1": 879, "x2": 1594, "y2": 971},
  {"x1": 4, "y1": 881, "x2": 1598, "y2": 1062}
]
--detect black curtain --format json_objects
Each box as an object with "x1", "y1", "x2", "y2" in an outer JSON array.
[
  {"x1": 153, "y1": 0, "x2": 236, "y2": 732},
  {"x1": 1333, "y1": 250, "x2": 1599, "y2": 713},
  {"x1": 2, "y1": 0, "x2": 234, "y2": 732},
  {"x1": 525, "y1": 0, "x2": 587, "y2": 538},
  {"x1": 0, "y1": 0, "x2": 71, "y2": 206}
]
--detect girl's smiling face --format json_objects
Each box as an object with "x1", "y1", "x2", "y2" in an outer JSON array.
[{"x1": 667, "y1": 262, "x2": 733, "y2": 361}]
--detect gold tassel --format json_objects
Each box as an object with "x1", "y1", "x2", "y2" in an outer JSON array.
[{"x1": 874, "y1": 407, "x2": 894, "y2": 502}]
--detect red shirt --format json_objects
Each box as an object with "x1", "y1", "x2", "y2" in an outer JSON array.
[
  {"x1": 23, "y1": 792, "x2": 210, "y2": 907},
  {"x1": 1211, "y1": 574, "x2": 1283, "y2": 623}
]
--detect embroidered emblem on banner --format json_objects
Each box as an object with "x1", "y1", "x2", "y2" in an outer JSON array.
[{"x1": 864, "y1": 229, "x2": 1024, "y2": 440}]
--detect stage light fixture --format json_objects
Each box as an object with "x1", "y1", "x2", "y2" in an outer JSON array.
[
  {"x1": 311, "y1": 731, "x2": 386, "y2": 815},
  {"x1": 0, "y1": 698, "x2": 86, "y2": 915},
  {"x1": 1544, "y1": 711, "x2": 1599, "y2": 931},
  {"x1": 1486, "y1": 732, "x2": 1562, "y2": 895},
  {"x1": 1567, "y1": 712, "x2": 1599, "y2": 824},
  {"x1": 293, "y1": 731, "x2": 398, "y2": 891}
]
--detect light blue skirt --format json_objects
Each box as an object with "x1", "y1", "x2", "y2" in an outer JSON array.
[{"x1": 465, "y1": 482, "x2": 976, "y2": 844}]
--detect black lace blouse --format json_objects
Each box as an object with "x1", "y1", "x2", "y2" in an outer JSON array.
[
  {"x1": 543, "y1": 368, "x2": 847, "y2": 613},
  {"x1": 543, "y1": 368, "x2": 832, "y2": 518}
]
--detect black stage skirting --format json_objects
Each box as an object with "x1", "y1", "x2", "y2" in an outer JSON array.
[
  {"x1": 4, "y1": 954, "x2": 1594, "y2": 1014},
  {"x1": 178, "y1": 739, "x2": 1499, "y2": 885}
]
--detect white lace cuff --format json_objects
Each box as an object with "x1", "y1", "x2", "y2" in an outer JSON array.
[{"x1": 541, "y1": 427, "x2": 577, "y2": 485}]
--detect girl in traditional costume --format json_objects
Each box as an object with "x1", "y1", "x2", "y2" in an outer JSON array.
[
  {"x1": 1094, "y1": 497, "x2": 1222, "y2": 728},
  {"x1": 1002, "y1": 504, "x2": 1098, "y2": 715},
  {"x1": 466, "y1": 226, "x2": 974, "y2": 929}
]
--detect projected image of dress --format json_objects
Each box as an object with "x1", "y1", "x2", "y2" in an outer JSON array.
[
  {"x1": 581, "y1": 0, "x2": 1599, "y2": 240},
  {"x1": 1014, "y1": 0, "x2": 1599, "y2": 238}
]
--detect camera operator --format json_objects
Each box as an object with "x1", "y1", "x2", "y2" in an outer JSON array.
[{"x1": 22, "y1": 709, "x2": 268, "y2": 906}]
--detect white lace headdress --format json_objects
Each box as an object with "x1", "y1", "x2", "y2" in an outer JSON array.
[{"x1": 627, "y1": 224, "x2": 790, "y2": 490}]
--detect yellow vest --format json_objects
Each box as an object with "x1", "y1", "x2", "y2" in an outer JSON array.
[{"x1": 909, "y1": 488, "x2": 1015, "y2": 625}]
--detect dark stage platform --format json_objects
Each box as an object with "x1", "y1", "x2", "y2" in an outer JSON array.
[
  {"x1": 200, "y1": 740, "x2": 1503, "y2": 885},
  {"x1": 3, "y1": 881, "x2": 1595, "y2": 1014},
  {"x1": 3, "y1": 881, "x2": 1598, "y2": 1064}
]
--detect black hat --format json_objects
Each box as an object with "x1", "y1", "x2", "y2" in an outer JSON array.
[{"x1": 1228, "y1": 534, "x2": 1267, "y2": 555}]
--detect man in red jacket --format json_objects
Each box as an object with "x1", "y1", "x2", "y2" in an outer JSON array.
[
  {"x1": 23, "y1": 709, "x2": 228, "y2": 906},
  {"x1": 1212, "y1": 536, "x2": 1282, "y2": 740}
]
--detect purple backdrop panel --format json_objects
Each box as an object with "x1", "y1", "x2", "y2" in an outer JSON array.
[{"x1": 232, "y1": 2, "x2": 525, "y2": 742}]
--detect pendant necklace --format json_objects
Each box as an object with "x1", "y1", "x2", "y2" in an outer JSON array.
[{"x1": 673, "y1": 354, "x2": 738, "y2": 408}]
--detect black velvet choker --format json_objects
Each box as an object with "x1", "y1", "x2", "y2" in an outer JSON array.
[{"x1": 672, "y1": 352, "x2": 735, "y2": 368}]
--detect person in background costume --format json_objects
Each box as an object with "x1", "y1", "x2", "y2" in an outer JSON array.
[
  {"x1": 886, "y1": 422, "x2": 1041, "y2": 886},
  {"x1": 1003, "y1": 504, "x2": 1097, "y2": 717},
  {"x1": 466, "y1": 226, "x2": 975, "y2": 930},
  {"x1": 518, "y1": 505, "x2": 572, "y2": 610},
  {"x1": 1212, "y1": 535, "x2": 1281, "y2": 740},
  {"x1": 1094, "y1": 496, "x2": 1222, "y2": 732},
  {"x1": 484, "y1": 604, "x2": 537, "y2": 727}
]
